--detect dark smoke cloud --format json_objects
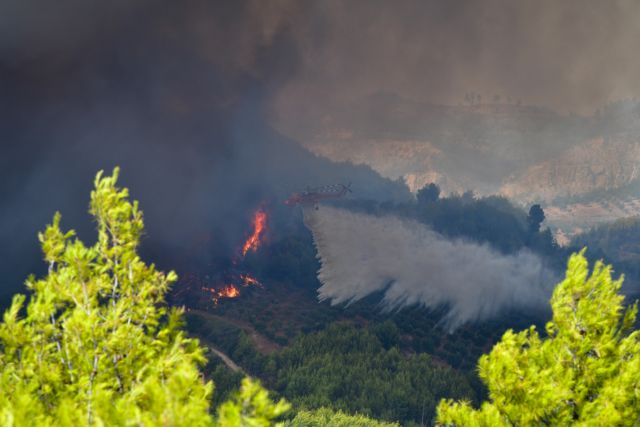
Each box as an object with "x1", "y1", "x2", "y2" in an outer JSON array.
[
  {"x1": 0, "y1": 0, "x2": 409, "y2": 304},
  {"x1": 2, "y1": 0, "x2": 636, "y2": 304}
]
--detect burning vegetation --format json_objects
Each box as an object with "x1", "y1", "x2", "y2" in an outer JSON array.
[
  {"x1": 177, "y1": 206, "x2": 268, "y2": 307},
  {"x1": 203, "y1": 284, "x2": 240, "y2": 305},
  {"x1": 200, "y1": 270, "x2": 264, "y2": 305},
  {"x1": 242, "y1": 208, "x2": 267, "y2": 256}
]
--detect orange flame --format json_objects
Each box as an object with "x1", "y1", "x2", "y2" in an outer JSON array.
[
  {"x1": 197, "y1": 272, "x2": 262, "y2": 306},
  {"x1": 240, "y1": 273, "x2": 262, "y2": 287},
  {"x1": 218, "y1": 285, "x2": 240, "y2": 298},
  {"x1": 241, "y1": 208, "x2": 267, "y2": 256},
  {"x1": 192, "y1": 207, "x2": 267, "y2": 308},
  {"x1": 203, "y1": 284, "x2": 240, "y2": 304}
]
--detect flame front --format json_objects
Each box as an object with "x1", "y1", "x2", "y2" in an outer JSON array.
[
  {"x1": 187, "y1": 206, "x2": 267, "y2": 307},
  {"x1": 241, "y1": 208, "x2": 267, "y2": 256},
  {"x1": 203, "y1": 284, "x2": 240, "y2": 304},
  {"x1": 198, "y1": 272, "x2": 262, "y2": 305},
  {"x1": 219, "y1": 285, "x2": 240, "y2": 298},
  {"x1": 240, "y1": 273, "x2": 261, "y2": 287}
]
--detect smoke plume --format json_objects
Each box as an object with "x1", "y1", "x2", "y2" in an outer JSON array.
[
  {"x1": 1, "y1": 0, "x2": 633, "y2": 305},
  {"x1": 0, "y1": 0, "x2": 412, "y2": 305},
  {"x1": 304, "y1": 206, "x2": 556, "y2": 330}
]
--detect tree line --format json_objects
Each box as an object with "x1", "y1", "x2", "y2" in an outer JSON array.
[{"x1": 1, "y1": 170, "x2": 639, "y2": 425}]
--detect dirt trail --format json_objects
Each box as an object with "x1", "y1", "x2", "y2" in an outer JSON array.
[
  {"x1": 205, "y1": 344, "x2": 243, "y2": 373},
  {"x1": 189, "y1": 309, "x2": 281, "y2": 354}
]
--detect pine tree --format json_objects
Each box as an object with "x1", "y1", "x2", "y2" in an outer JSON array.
[
  {"x1": 285, "y1": 407, "x2": 399, "y2": 426},
  {"x1": 437, "y1": 250, "x2": 640, "y2": 426},
  {"x1": 0, "y1": 168, "x2": 288, "y2": 426}
]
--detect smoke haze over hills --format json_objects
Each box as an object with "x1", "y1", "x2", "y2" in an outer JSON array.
[
  {"x1": 3, "y1": 4, "x2": 640, "y2": 425},
  {"x1": 2, "y1": 0, "x2": 640, "y2": 302},
  {"x1": 0, "y1": 0, "x2": 411, "y2": 303}
]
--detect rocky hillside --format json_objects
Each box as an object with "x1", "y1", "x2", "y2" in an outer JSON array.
[
  {"x1": 545, "y1": 197, "x2": 640, "y2": 243},
  {"x1": 308, "y1": 137, "x2": 458, "y2": 193},
  {"x1": 501, "y1": 137, "x2": 640, "y2": 203},
  {"x1": 280, "y1": 96, "x2": 640, "y2": 237},
  {"x1": 291, "y1": 93, "x2": 586, "y2": 195}
]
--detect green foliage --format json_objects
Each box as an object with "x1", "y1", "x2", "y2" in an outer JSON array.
[
  {"x1": 371, "y1": 320, "x2": 400, "y2": 349},
  {"x1": 207, "y1": 361, "x2": 245, "y2": 407},
  {"x1": 527, "y1": 204, "x2": 545, "y2": 233},
  {"x1": 0, "y1": 168, "x2": 286, "y2": 426},
  {"x1": 570, "y1": 216, "x2": 640, "y2": 289},
  {"x1": 573, "y1": 216, "x2": 640, "y2": 264},
  {"x1": 424, "y1": 195, "x2": 531, "y2": 254},
  {"x1": 437, "y1": 251, "x2": 640, "y2": 426},
  {"x1": 416, "y1": 183, "x2": 440, "y2": 205},
  {"x1": 285, "y1": 407, "x2": 399, "y2": 427},
  {"x1": 273, "y1": 323, "x2": 475, "y2": 425},
  {"x1": 345, "y1": 192, "x2": 559, "y2": 256},
  {"x1": 216, "y1": 378, "x2": 290, "y2": 426}
]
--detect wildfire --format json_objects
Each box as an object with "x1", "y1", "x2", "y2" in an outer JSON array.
[
  {"x1": 218, "y1": 285, "x2": 240, "y2": 298},
  {"x1": 240, "y1": 273, "x2": 261, "y2": 287},
  {"x1": 198, "y1": 272, "x2": 262, "y2": 305},
  {"x1": 186, "y1": 205, "x2": 267, "y2": 307},
  {"x1": 203, "y1": 284, "x2": 241, "y2": 305},
  {"x1": 241, "y1": 208, "x2": 267, "y2": 257}
]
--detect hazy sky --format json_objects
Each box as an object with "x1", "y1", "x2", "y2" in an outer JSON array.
[
  {"x1": 272, "y1": 0, "x2": 640, "y2": 117},
  {"x1": 2, "y1": 0, "x2": 640, "y2": 117}
]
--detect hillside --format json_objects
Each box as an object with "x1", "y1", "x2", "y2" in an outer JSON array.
[
  {"x1": 278, "y1": 93, "x2": 587, "y2": 195},
  {"x1": 572, "y1": 216, "x2": 640, "y2": 265},
  {"x1": 278, "y1": 96, "x2": 640, "y2": 241},
  {"x1": 172, "y1": 190, "x2": 569, "y2": 425},
  {"x1": 501, "y1": 137, "x2": 640, "y2": 203}
]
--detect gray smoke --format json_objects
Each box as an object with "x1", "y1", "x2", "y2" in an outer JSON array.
[
  {"x1": 3, "y1": 0, "x2": 628, "y2": 305},
  {"x1": 304, "y1": 206, "x2": 556, "y2": 330},
  {"x1": 272, "y1": 0, "x2": 640, "y2": 119},
  {"x1": 0, "y1": 0, "x2": 414, "y2": 305}
]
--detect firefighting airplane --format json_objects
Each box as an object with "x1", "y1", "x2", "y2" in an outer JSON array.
[{"x1": 284, "y1": 183, "x2": 352, "y2": 208}]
